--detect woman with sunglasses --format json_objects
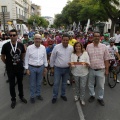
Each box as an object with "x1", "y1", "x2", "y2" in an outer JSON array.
[{"x1": 69, "y1": 42, "x2": 90, "y2": 105}]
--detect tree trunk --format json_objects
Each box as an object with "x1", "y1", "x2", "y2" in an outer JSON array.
[{"x1": 110, "y1": 20, "x2": 116, "y2": 37}]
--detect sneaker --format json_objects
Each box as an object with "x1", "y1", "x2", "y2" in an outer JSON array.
[
  {"x1": 74, "y1": 95, "x2": 79, "y2": 102},
  {"x1": 52, "y1": 98, "x2": 57, "y2": 104},
  {"x1": 117, "y1": 80, "x2": 120, "y2": 83},
  {"x1": 67, "y1": 80, "x2": 70, "y2": 85},
  {"x1": 88, "y1": 96, "x2": 95, "y2": 103},
  {"x1": 11, "y1": 101, "x2": 16, "y2": 109},
  {"x1": 97, "y1": 99, "x2": 105, "y2": 106},
  {"x1": 61, "y1": 96, "x2": 67, "y2": 101},
  {"x1": 80, "y1": 100, "x2": 85, "y2": 106},
  {"x1": 30, "y1": 98, "x2": 35, "y2": 104},
  {"x1": 37, "y1": 95, "x2": 43, "y2": 101},
  {"x1": 20, "y1": 97, "x2": 27, "y2": 104}
]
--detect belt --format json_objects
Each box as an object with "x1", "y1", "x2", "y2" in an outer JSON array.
[
  {"x1": 93, "y1": 69, "x2": 103, "y2": 71},
  {"x1": 29, "y1": 64, "x2": 42, "y2": 68}
]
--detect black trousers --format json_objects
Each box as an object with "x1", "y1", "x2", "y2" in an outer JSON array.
[{"x1": 7, "y1": 70, "x2": 24, "y2": 101}]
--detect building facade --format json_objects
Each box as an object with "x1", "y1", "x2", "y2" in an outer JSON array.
[{"x1": 0, "y1": 0, "x2": 41, "y2": 35}]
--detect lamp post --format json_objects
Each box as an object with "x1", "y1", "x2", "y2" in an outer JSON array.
[{"x1": 2, "y1": 6, "x2": 6, "y2": 33}]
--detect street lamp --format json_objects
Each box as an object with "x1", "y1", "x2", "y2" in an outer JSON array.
[{"x1": 1, "y1": 6, "x2": 6, "y2": 32}]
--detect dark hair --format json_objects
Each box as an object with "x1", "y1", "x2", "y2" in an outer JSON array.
[
  {"x1": 62, "y1": 33, "x2": 70, "y2": 39},
  {"x1": 93, "y1": 31, "x2": 100, "y2": 36},
  {"x1": 9, "y1": 29, "x2": 18, "y2": 35},
  {"x1": 23, "y1": 33, "x2": 28, "y2": 36},
  {"x1": 73, "y1": 42, "x2": 84, "y2": 54}
]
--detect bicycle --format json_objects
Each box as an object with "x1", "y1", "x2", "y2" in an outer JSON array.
[
  {"x1": 108, "y1": 61, "x2": 117, "y2": 88},
  {"x1": 47, "y1": 64, "x2": 54, "y2": 86}
]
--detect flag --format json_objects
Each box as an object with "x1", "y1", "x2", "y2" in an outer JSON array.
[
  {"x1": 73, "y1": 22, "x2": 76, "y2": 31},
  {"x1": 86, "y1": 19, "x2": 90, "y2": 33},
  {"x1": 77, "y1": 21, "x2": 81, "y2": 32}
]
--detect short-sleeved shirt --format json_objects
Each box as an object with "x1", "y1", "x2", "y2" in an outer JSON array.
[
  {"x1": 101, "y1": 40, "x2": 110, "y2": 46},
  {"x1": 1, "y1": 41, "x2": 25, "y2": 71},
  {"x1": 107, "y1": 45, "x2": 118, "y2": 60},
  {"x1": 86, "y1": 43, "x2": 110, "y2": 69}
]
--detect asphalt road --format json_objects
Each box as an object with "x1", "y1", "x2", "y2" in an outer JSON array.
[{"x1": 0, "y1": 59, "x2": 120, "y2": 120}]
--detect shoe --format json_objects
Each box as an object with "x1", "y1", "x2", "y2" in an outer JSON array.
[
  {"x1": 80, "y1": 100, "x2": 85, "y2": 106},
  {"x1": 30, "y1": 98, "x2": 35, "y2": 104},
  {"x1": 52, "y1": 98, "x2": 57, "y2": 104},
  {"x1": 117, "y1": 80, "x2": 120, "y2": 83},
  {"x1": 20, "y1": 97, "x2": 27, "y2": 104},
  {"x1": 67, "y1": 80, "x2": 70, "y2": 85},
  {"x1": 74, "y1": 95, "x2": 79, "y2": 102},
  {"x1": 37, "y1": 95, "x2": 43, "y2": 101},
  {"x1": 88, "y1": 96, "x2": 95, "y2": 103},
  {"x1": 43, "y1": 78, "x2": 47, "y2": 85},
  {"x1": 61, "y1": 96, "x2": 67, "y2": 101},
  {"x1": 97, "y1": 99, "x2": 105, "y2": 106},
  {"x1": 6, "y1": 79, "x2": 9, "y2": 83},
  {"x1": 11, "y1": 101, "x2": 16, "y2": 109}
]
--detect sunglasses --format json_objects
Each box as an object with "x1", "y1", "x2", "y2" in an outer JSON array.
[
  {"x1": 9, "y1": 34, "x2": 16, "y2": 37},
  {"x1": 77, "y1": 56, "x2": 80, "y2": 62}
]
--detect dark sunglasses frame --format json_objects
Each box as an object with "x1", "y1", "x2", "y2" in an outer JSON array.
[{"x1": 9, "y1": 34, "x2": 17, "y2": 37}]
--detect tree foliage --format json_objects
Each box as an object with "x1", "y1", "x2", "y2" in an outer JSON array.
[
  {"x1": 27, "y1": 15, "x2": 49, "y2": 28},
  {"x1": 54, "y1": 0, "x2": 120, "y2": 36}
]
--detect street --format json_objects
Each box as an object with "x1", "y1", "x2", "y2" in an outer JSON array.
[{"x1": 0, "y1": 59, "x2": 120, "y2": 120}]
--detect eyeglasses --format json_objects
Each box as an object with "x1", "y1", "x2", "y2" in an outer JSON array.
[
  {"x1": 9, "y1": 34, "x2": 16, "y2": 37},
  {"x1": 77, "y1": 56, "x2": 80, "y2": 62},
  {"x1": 35, "y1": 38, "x2": 41, "y2": 40}
]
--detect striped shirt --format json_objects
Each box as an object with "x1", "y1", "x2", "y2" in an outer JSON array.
[{"x1": 86, "y1": 43, "x2": 110, "y2": 69}]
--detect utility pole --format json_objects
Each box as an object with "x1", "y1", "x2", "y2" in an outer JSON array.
[{"x1": 2, "y1": 6, "x2": 6, "y2": 33}]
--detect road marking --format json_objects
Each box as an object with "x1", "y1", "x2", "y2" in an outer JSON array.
[
  {"x1": 72, "y1": 87, "x2": 85, "y2": 120},
  {"x1": 76, "y1": 101, "x2": 85, "y2": 120}
]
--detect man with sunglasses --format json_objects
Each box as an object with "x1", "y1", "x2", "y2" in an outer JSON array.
[
  {"x1": 1, "y1": 29, "x2": 27, "y2": 109},
  {"x1": 107, "y1": 37, "x2": 120, "y2": 83}
]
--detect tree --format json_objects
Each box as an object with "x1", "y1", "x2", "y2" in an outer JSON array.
[
  {"x1": 27, "y1": 15, "x2": 49, "y2": 29},
  {"x1": 95, "y1": 0, "x2": 120, "y2": 36}
]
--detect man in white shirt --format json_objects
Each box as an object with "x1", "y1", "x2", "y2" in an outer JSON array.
[
  {"x1": 50, "y1": 33, "x2": 73, "y2": 104},
  {"x1": 115, "y1": 31, "x2": 120, "y2": 45},
  {"x1": 25, "y1": 34, "x2": 48, "y2": 103}
]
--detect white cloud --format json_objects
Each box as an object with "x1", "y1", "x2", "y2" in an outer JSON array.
[{"x1": 31, "y1": 0, "x2": 68, "y2": 18}]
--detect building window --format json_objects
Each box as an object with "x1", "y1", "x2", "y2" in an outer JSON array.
[
  {"x1": 1, "y1": 6, "x2": 7, "y2": 12},
  {"x1": 16, "y1": 7, "x2": 17, "y2": 14},
  {"x1": 19, "y1": 8, "x2": 20, "y2": 15}
]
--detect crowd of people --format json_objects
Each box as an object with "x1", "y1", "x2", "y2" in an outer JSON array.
[{"x1": 1, "y1": 28, "x2": 120, "y2": 109}]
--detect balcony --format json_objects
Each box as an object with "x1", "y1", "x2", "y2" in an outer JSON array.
[
  {"x1": 16, "y1": 14, "x2": 27, "y2": 23},
  {"x1": 0, "y1": 12, "x2": 10, "y2": 24}
]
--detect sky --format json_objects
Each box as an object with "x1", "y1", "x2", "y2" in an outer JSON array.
[{"x1": 31, "y1": 0, "x2": 68, "y2": 18}]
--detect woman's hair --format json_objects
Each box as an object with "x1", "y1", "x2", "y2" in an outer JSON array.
[{"x1": 73, "y1": 42, "x2": 84, "y2": 53}]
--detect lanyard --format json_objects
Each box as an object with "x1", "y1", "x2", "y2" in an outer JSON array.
[{"x1": 10, "y1": 41, "x2": 17, "y2": 53}]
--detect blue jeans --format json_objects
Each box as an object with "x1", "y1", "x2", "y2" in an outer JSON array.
[
  {"x1": 53, "y1": 66, "x2": 70, "y2": 99},
  {"x1": 73, "y1": 75, "x2": 88, "y2": 100},
  {"x1": 29, "y1": 65, "x2": 44, "y2": 98},
  {"x1": 88, "y1": 68, "x2": 105, "y2": 99}
]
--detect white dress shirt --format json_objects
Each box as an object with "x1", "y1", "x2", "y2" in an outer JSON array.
[
  {"x1": 24, "y1": 44, "x2": 48, "y2": 69},
  {"x1": 50, "y1": 43, "x2": 73, "y2": 68}
]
